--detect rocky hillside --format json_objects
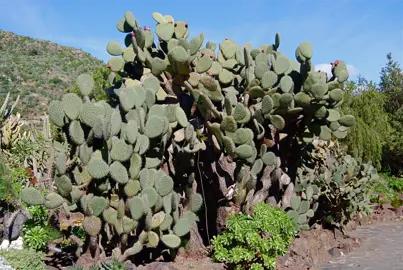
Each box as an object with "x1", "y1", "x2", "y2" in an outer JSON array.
[{"x1": 0, "y1": 30, "x2": 104, "y2": 118}]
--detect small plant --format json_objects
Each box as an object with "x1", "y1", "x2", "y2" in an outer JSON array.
[
  {"x1": 24, "y1": 205, "x2": 48, "y2": 228},
  {"x1": 43, "y1": 225, "x2": 63, "y2": 241},
  {"x1": 390, "y1": 195, "x2": 403, "y2": 209},
  {"x1": 0, "y1": 248, "x2": 47, "y2": 270},
  {"x1": 100, "y1": 259, "x2": 126, "y2": 270},
  {"x1": 67, "y1": 264, "x2": 85, "y2": 270},
  {"x1": 387, "y1": 177, "x2": 403, "y2": 193},
  {"x1": 22, "y1": 224, "x2": 62, "y2": 251},
  {"x1": 0, "y1": 156, "x2": 16, "y2": 204},
  {"x1": 23, "y1": 225, "x2": 48, "y2": 250},
  {"x1": 60, "y1": 226, "x2": 86, "y2": 248},
  {"x1": 22, "y1": 204, "x2": 63, "y2": 251},
  {"x1": 211, "y1": 202, "x2": 297, "y2": 270},
  {"x1": 67, "y1": 260, "x2": 126, "y2": 270}
]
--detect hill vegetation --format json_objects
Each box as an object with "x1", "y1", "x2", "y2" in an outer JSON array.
[{"x1": 0, "y1": 30, "x2": 104, "y2": 118}]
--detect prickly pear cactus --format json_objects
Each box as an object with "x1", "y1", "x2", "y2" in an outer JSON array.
[
  {"x1": 284, "y1": 166, "x2": 321, "y2": 231},
  {"x1": 298, "y1": 139, "x2": 378, "y2": 230},
  {"x1": 22, "y1": 9, "x2": 357, "y2": 260}
]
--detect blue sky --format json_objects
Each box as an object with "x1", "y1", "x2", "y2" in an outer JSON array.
[{"x1": 0, "y1": 0, "x2": 402, "y2": 83}]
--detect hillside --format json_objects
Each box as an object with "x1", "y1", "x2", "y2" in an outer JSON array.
[{"x1": 0, "y1": 30, "x2": 104, "y2": 118}]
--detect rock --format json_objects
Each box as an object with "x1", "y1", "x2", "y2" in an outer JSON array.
[
  {"x1": 124, "y1": 261, "x2": 137, "y2": 270},
  {"x1": 328, "y1": 247, "x2": 343, "y2": 258},
  {"x1": 0, "y1": 236, "x2": 24, "y2": 250},
  {"x1": 137, "y1": 262, "x2": 178, "y2": 270},
  {"x1": 3, "y1": 211, "x2": 28, "y2": 241}
]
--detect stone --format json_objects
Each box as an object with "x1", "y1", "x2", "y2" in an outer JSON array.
[
  {"x1": 328, "y1": 247, "x2": 343, "y2": 258},
  {"x1": 0, "y1": 236, "x2": 24, "y2": 250},
  {"x1": 3, "y1": 211, "x2": 28, "y2": 241}
]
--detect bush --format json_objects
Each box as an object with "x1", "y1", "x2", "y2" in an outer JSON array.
[
  {"x1": 386, "y1": 176, "x2": 403, "y2": 193},
  {"x1": 0, "y1": 248, "x2": 47, "y2": 270},
  {"x1": 211, "y1": 203, "x2": 297, "y2": 270},
  {"x1": 22, "y1": 205, "x2": 62, "y2": 251}
]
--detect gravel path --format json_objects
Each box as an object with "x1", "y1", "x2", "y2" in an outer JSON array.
[{"x1": 318, "y1": 223, "x2": 403, "y2": 270}]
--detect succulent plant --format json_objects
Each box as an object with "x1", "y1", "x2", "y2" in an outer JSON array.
[
  {"x1": 296, "y1": 138, "x2": 378, "y2": 231},
  {"x1": 0, "y1": 92, "x2": 21, "y2": 152},
  {"x1": 0, "y1": 112, "x2": 31, "y2": 152},
  {"x1": 21, "y1": 9, "x2": 358, "y2": 261}
]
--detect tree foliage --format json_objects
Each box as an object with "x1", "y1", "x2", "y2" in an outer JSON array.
[
  {"x1": 379, "y1": 53, "x2": 403, "y2": 175},
  {"x1": 66, "y1": 66, "x2": 119, "y2": 101},
  {"x1": 341, "y1": 76, "x2": 391, "y2": 169}
]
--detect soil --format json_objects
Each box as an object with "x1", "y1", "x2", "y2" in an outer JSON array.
[{"x1": 42, "y1": 204, "x2": 403, "y2": 270}]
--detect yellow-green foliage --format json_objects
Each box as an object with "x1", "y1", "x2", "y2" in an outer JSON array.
[
  {"x1": 341, "y1": 78, "x2": 391, "y2": 169},
  {"x1": 67, "y1": 66, "x2": 120, "y2": 101},
  {"x1": 0, "y1": 249, "x2": 47, "y2": 270}
]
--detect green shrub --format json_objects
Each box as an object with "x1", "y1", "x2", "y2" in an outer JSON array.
[
  {"x1": 24, "y1": 205, "x2": 48, "y2": 227},
  {"x1": 22, "y1": 205, "x2": 62, "y2": 251},
  {"x1": 390, "y1": 194, "x2": 403, "y2": 209},
  {"x1": 0, "y1": 249, "x2": 47, "y2": 270},
  {"x1": 386, "y1": 176, "x2": 403, "y2": 193},
  {"x1": 0, "y1": 156, "x2": 17, "y2": 204},
  {"x1": 23, "y1": 225, "x2": 49, "y2": 251},
  {"x1": 211, "y1": 203, "x2": 297, "y2": 270}
]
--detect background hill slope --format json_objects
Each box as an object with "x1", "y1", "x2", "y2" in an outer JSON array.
[{"x1": 0, "y1": 30, "x2": 104, "y2": 118}]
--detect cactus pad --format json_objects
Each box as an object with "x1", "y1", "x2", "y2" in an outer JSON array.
[
  {"x1": 83, "y1": 216, "x2": 102, "y2": 237},
  {"x1": 173, "y1": 217, "x2": 191, "y2": 237},
  {"x1": 110, "y1": 161, "x2": 129, "y2": 184},
  {"x1": 161, "y1": 234, "x2": 181, "y2": 248},
  {"x1": 76, "y1": 73, "x2": 94, "y2": 96},
  {"x1": 21, "y1": 187, "x2": 45, "y2": 205},
  {"x1": 155, "y1": 174, "x2": 174, "y2": 196}
]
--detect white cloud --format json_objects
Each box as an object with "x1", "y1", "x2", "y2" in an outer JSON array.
[{"x1": 315, "y1": 63, "x2": 359, "y2": 79}]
